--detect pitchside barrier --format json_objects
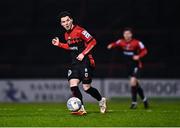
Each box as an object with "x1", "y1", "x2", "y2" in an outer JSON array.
[{"x1": 0, "y1": 79, "x2": 180, "y2": 102}]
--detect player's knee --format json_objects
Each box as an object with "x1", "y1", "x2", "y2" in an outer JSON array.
[
  {"x1": 83, "y1": 84, "x2": 91, "y2": 91},
  {"x1": 130, "y1": 77, "x2": 138, "y2": 86},
  {"x1": 70, "y1": 84, "x2": 78, "y2": 87}
]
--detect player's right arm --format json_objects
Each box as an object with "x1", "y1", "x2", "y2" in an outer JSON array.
[
  {"x1": 52, "y1": 37, "x2": 70, "y2": 50},
  {"x1": 107, "y1": 39, "x2": 121, "y2": 50}
]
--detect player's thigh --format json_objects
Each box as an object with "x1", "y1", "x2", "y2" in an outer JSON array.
[
  {"x1": 69, "y1": 79, "x2": 80, "y2": 87},
  {"x1": 129, "y1": 77, "x2": 138, "y2": 86},
  {"x1": 82, "y1": 84, "x2": 91, "y2": 91}
]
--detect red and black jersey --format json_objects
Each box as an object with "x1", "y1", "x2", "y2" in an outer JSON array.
[
  {"x1": 58, "y1": 25, "x2": 96, "y2": 67},
  {"x1": 110, "y1": 39, "x2": 148, "y2": 68}
]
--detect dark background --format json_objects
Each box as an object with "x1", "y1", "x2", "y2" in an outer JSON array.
[{"x1": 0, "y1": 0, "x2": 180, "y2": 78}]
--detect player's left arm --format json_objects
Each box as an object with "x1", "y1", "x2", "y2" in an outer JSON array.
[
  {"x1": 76, "y1": 30, "x2": 96, "y2": 61},
  {"x1": 133, "y1": 41, "x2": 148, "y2": 60}
]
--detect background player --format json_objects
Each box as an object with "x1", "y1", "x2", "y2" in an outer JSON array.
[
  {"x1": 107, "y1": 28, "x2": 149, "y2": 109},
  {"x1": 52, "y1": 11, "x2": 106, "y2": 115}
]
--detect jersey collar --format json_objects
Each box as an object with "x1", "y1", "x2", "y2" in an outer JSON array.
[
  {"x1": 124, "y1": 38, "x2": 134, "y2": 43},
  {"x1": 67, "y1": 25, "x2": 77, "y2": 34}
]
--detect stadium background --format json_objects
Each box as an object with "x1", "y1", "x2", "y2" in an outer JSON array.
[
  {"x1": 0, "y1": 0, "x2": 180, "y2": 79},
  {"x1": 0, "y1": 0, "x2": 180, "y2": 127}
]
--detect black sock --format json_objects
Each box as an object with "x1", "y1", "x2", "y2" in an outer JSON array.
[
  {"x1": 85, "y1": 87, "x2": 102, "y2": 101},
  {"x1": 137, "y1": 82, "x2": 145, "y2": 101},
  {"x1": 70, "y1": 86, "x2": 83, "y2": 105},
  {"x1": 131, "y1": 86, "x2": 137, "y2": 103}
]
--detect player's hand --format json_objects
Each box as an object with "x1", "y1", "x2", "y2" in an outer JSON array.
[
  {"x1": 52, "y1": 37, "x2": 60, "y2": 46},
  {"x1": 107, "y1": 44, "x2": 112, "y2": 49},
  {"x1": 133, "y1": 55, "x2": 140, "y2": 61},
  {"x1": 76, "y1": 53, "x2": 84, "y2": 61}
]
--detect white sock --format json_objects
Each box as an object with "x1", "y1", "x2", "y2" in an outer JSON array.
[{"x1": 132, "y1": 102, "x2": 137, "y2": 105}]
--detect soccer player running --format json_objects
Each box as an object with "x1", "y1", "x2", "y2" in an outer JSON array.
[
  {"x1": 52, "y1": 11, "x2": 106, "y2": 115},
  {"x1": 107, "y1": 28, "x2": 149, "y2": 109}
]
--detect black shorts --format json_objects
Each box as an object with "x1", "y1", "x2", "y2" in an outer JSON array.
[
  {"x1": 67, "y1": 64, "x2": 94, "y2": 84},
  {"x1": 128, "y1": 66, "x2": 140, "y2": 78}
]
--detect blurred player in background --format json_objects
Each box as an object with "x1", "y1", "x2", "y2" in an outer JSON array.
[
  {"x1": 52, "y1": 11, "x2": 106, "y2": 115},
  {"x1": 107, "y1": 28, "x2": 149, "y2": 109}
]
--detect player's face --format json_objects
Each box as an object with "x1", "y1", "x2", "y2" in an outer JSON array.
[
  {"x1": 60, "y1": 16, "x2": 73, "y2": 31},
  {"x1": 123, "y1": 31, "x2": 133, "y2": 41}
]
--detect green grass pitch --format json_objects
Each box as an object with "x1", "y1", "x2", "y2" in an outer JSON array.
[{"x1": 0, "y1": 98, "x2": 180, "y2": 127}]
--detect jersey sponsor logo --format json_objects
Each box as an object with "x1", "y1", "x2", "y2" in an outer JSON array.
[
  {"x1": 123, "y1": 51, "x2": 134, "y2": 56},
  {"x1": 125, "y1": 44, "x2": 131, "y2": 50},
  {"x1": 69, "y1": 46, "x2": 78, "y2": 51},
  {"x1": 82, "y1": 30, "x2": 91, "y2": 39},
  {"x1": 67, "y1": 37, "x2": 83, "y2": 45}
]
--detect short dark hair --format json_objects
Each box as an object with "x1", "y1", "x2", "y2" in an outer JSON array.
[
  {"x1": 58, "y1": 11, "x2": 72, "y2": 20},
  {"x1": 123, "y1": 27, "x2": 134, "y2": 34}
]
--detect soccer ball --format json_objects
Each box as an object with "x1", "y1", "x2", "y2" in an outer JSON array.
[{"x1": 67, "y1": 97, "x2": 82, "y2": 112}]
